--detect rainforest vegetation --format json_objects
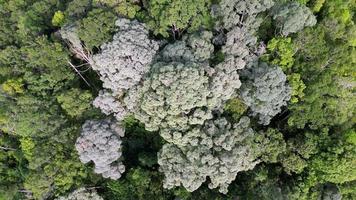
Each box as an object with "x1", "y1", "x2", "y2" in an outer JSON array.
[{"x1": 0, "y1": 0, "x2": 355, "y2": 199}]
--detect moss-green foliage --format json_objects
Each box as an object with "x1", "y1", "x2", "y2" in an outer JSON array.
[
  {"x1": 94, "y1": 0, "x2": 140, "y2": 19},
  {"x1": 255, "y1": 129, "x2": 287, "y2": 163},
  {"x1": 263, "y1": 37, "x2": 295, "y2": 72},
  {"x1": 114, "y1": 0, "x2": 140, "y2": 19},
  {"x1": 21, "y1": 37, "x2": 75, "y2": 95},
  {"x1": 339, "y1": 181, "x2": 356, "y2": 200},
  {"x1": 105, "y1": 167, "x2": 174, "y2": 200},
  {"x1": 146, "y1": 0, "x2": 212, "y2": 37},
  {"x1": 19, "y1": 125, "x2": 90, "y2": 198},
  {"x1": 0, "y1": 133, "x2": 27, "y2": 200},
  {"x1": 224, "y1": 98, "x2": 248, "y2": 121},
  {"x1": 52, "y1": 10, "x2": 66, "y2": 27},
  {"x1": 1, "y1": 78, "x2": 24, "y2": 95},
  {"x1": 287, "y1": 73, "x2": 306, "y2": 103},
  {"x1": 56, "y1": 88, "x2": 93, "y2": 118},
  {"x1": 309, "y1": 130, "x2": 356, "y2": 184},
  {"x1": 78, "y1": 8, "x2": 116, "y2": 49},
  {"x1": 310, "y1": 0, "x2": 325, "y2": 13},
  {"x1": 287, "y1": 0, "x2": 356, "y2": 129},
  {"x1": 65, "y1": 0, "x2": 92, "y2": 21},
  {"x1": 0, "y1": 0, "x2": 67, "y2": 43}
]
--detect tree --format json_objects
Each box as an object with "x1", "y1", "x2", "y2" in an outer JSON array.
[
  {"x1": 158, "y1": 117, "x2": 262, "y2": 194},
  {"x1": 92, "y1": 18, "x2": 160, "y2": 121},
  {"x1": 93, "y1": 90, "x2": 130, "y2": 121},
  {"x1": 262, "y1": 37, "x2": 295, "y2": 72},
  {"x1": 105, "y1": 167, "x2": 174, "y2": 200},
  {"x1": 75, "y1": 119, "x2": 125, "y2": 179},
  {"x1": 288, "y1": 69, "x2": 355, "y2": 129},
  {"x1": 92, "y1": 18, "x2": 160, "y2": 93},
  {"x1": 64, "y1": 0, "x2": 92, "y2": 21},
  {"x1": 310, "y1": 0, "x2": 326, "y2": 13},
  {"x1": 240, "y1": 62, "x2": 291, "y2": 125},
  {"x1": 52, "y1": 11, "x2": 65, "y2": 27},
  {"x1": 78, "y1": 8, "x2": 116, "y2": 49},
  {"x1": 20, "y1": 36, "x2": 74, "y2": 96},
  {"x1": 224, "y1": 98, "x2": 248, "y2": 121},
  {"x1": 135, "y1": 62, "x2": 214, "y2": 132},
  {"x1": 56, "y1": 88, "x2": 93, "y2": 118},
  {"x1": 254, "y1": 128, "x2": 286, "y2": 163},
  {"x1": 93, "y1": 0, "x2": 141, "y2": 19},
  {"x1": 339, "y1": 181, "x2": 356, "y2": 200},
  {"x1": 1, "y1": 79, "x2": 24, "y2": 95},
  {"x1": 56, "y1": 188, "x2": 103, "y2": 200},
  {"x1": 17, "y1": 123, "x2": 90, "y2": 198},
  {"x1": 14, "y1": 0, "x2": 65, "y2": 41},
  {"x1": 146, "y1": 0, "x2": 212, "y2": 37},
  {"x1": 0, "y1": 132, "x2": 27, "y2": 200},
  {"x1": 216, "y1": 0, "x2": 275, "y2": 30},
  {"x1": 287, "y1": 73, "x2": 306, "y2": 104},
  {"x1": 2, "y1": 95, "x2": 67, "y2": 138},
  {"x1": 158, "y1": 31, "x2": 214, "y2": 63},
  {"x1": 271, "y1": 2, "x2": 317, "y2": 36},
  {"x1": 287, "y1": 4, "x2": 355, "y2": 129}
]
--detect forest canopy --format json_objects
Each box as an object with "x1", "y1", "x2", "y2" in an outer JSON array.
[{"x1": 0, "y1": 0, "x2": 355, "y2": 199}]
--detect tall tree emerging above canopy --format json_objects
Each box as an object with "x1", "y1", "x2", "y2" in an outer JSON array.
[
  {"x1": 91, "y1": 18, "x2": 160, "y2": 121},
  {"x1": 92, "y1": 18, "x2": 160, "y2": 93},
  {"x1": 158, "y1": 117, "x2": 260, "y2": 194},
  {"x1": 271, "y1": 2, "x2": 317, "y2": 36},
  {"x1": 75, "y1": 119, "x2": 125, "y2": 180},
  {"x1": 158, "y1": 116, "x2": 287, "y2": 194},
  {"x1": 135, "y1": 61, "x2": 215, "y2": 132},
  {"x1": 216, "y1": 0, "x2": 275, "y2": 30},
  {"x1": 240, "y1": 62, "x2": 291, "y2": 125}
]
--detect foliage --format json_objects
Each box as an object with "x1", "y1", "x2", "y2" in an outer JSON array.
[
  {"x1": 136, "y1": 62, "x2": 214, "y2": 132},
  {"x1": 158, "y1": 117, "x2": 262, "y2": 194},
  {"x1": 262, "y1": 37, "x2": 295, "y2": 72},
  {"x1": 92, "y1": 18, "x2": 159, "y2": 121},
  {"x1": 75, "y1": 119, "x2": 125, "y2": 179},
  {"x1": 56, "y1": 88, "x2": 93, "y2": 118},
  {"x1": 271, "y1": 2, "x2": 317, "y2": 36},
  {"x1": 287, "y1": 73, "x2": 306, "y2": 103},
  {"x1": 64, "y1": 0, "x2": 92, "y2": 21},
  {"x1": 310, "y1": 0, "x2": 326, "y2": 13},
  {"x1": 92, "y1": 18, "x2": 159, "y2": 93},
  {"x1": 254, "y1": 128, "x2": 286, "y2": 163},
  {"x1": 21, "y1": 37, "x2": 74, "y2": 96},
  {"x1": 52, "y1": 11, "x2": 65, "y2": 27},
  {"x1": 1, "y1": 78, "x2": 24, "y2": 95},
  {"x1": 0, "y1": 0, "x2": 355, "y2": 199},
  {"x1": 216, "y1": 0, "x2": 275, "y2": 30},
  {"x1": 286, "y1": 3, "x2": 356, "y2": 128},
  {"x1": 56, "y1": 188, "x2": 103, "y2": 200},
  {"x1": 240, "y1": 62, "x2": 291, "y2": 125},
  {"x1": 3, "y1": 95, "x2": 67, "y2": 138},
  {"x1": 159, "y1": 31, "x2": 214, "y2": 63},
  {"x1": 146, "y1": 0, "x2": 212, "y2": 37},
  {"x1": 224, "y1": 98, "x2": 248, "y2": 121},
  {"x1": 105, "y1": 167, "x2": 174, "y2": 200},
  {"x1": 78, "y1": 8, "x2": 116, "y2": 49},
  {"x1": 0, "y1": 133, "x2": 26, "y2": 200},
  {"x1": 94, "y1": 0, "x2": 141, "y2": 19},
  {"x1": 12, "y1": 0, "x2": 65, "y2": 42}
]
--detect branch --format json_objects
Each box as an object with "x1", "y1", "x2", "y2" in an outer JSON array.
[
  {"x1": 68, "y1": 61, "x2": 92, "y2": 87},
  {"x1": 0, "y1": 146, "x2": 17, "y2": 151}
]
